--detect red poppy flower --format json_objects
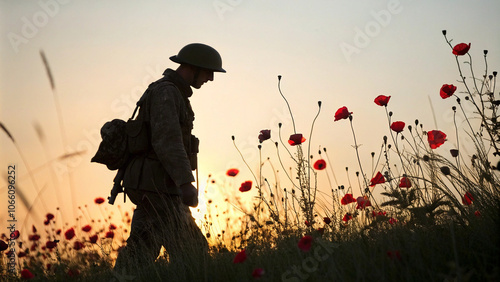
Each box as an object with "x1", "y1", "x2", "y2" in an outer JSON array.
[
  {"x1": 46, "y1": 213, "x2": 55, "y2": 220},
  {"x1": 313, "y1": 159, "x2": 326, "y2": 170},
  {"x1": 389, "y1": 217, "x2": 398, "y2": 225},
  {"x1": 64, "y1": 228, "x2": 75, "y2": 240},
  {"x1": 46, "y1": 241, "x2": 57, "y2": 249},
  {"x1": 105, "y1": 231, "x2": 114, "y2": 239},
  {"x1": 252, "y1": 268, "x2": 265, "y2": 278},
  {"x1": 239, "y1": 181, "x2": 252, "y2": 192},
  {"x1": 374, "y1": 95, "x2": 391, "y2": 106},
  {"x1": 334, "y1": 106, "x2": 352, "y2": 121},
  {"x1": 427, "y1": 130, "x2": 447, "y2": 149},
  {"x1": 89, "y1": 235, "x2": 98, "y2": 244},
  {"x1": 370, "y1": 171, "x2": 385, "y2": 187},
  {"x1": 342, "y1": 213, "x2": 353, "y2": 222},
  {"x1": 356, "y1": 196, "x2": 371, "y2": 210},
  {"x1": 82, "y1": 225, "x2": 92, "y2": 232},
  {"x1": 341, "y1": 194, "x2": 356, "y2": 205},
  {"x1": 462, "y1": 192, "x2": 474, "y2": 205},
  {"x1": 452, "y1": 43, "x2": 471, "y2": 56},
  {"x1": 297, "y1": 235, "x2": 313, "y2": 252},
  {"x1": 372, "y1": 210, "x2": 387, "y2": 217},
  {"x1": 20, "y1": 269, "x2": 35, "y2": 279},
  {"x1": 67, "y1": 269, "x2": 80, "y2": 277},
  {"x1": 94, "y1": 197, "x2": 105, "y2": 204},
  {"x1": 73, "y1": 241, "x2": 84, "y2": 251},
  {"x1": 109, "y1": 224, "x2": 117, "y2": 230},
  {"x1": 399, "y1": 177, "x2": 411, "y2": 188},
  {"x1": 28, "y1": 234, "x2": 40, "y2": 241},
  {"x1": 43, "y1": 219, "x2": 50, "y2": 225},
  {"x1": 288, "y1": 133, "x2": 306, "y2": 146},
  {"x1": 10, "y1": 230, "x2": 20, "y2": 240},
  {"x1": 226, "y1": 168, "x2": 239, "y2": 177},
  {"x1": 0, "y1": 240, "x2": 8, "y2": 251},
  {"x1": 258, "y1": 129, "x2": 271, "y2": 143},
  {"x1": 323, "y1": 217, "x2": 331, "y2": 224},
  {"x1": 233, "y1": 249, "x2": 247, "y2": 263},
  {"x1": 390, "y1": 121, "x2": 405, "y2": 133},
  {"x1": 387, "y1": 250, "x2": 402, "y2": 260},
  {"x1": 440, "y1": 84, "x2": 457, "y2": 99}
]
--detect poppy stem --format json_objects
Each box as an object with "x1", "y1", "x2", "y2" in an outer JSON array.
[{"x1": 277, "y1": 76, "x2": 297, "y2": 134}]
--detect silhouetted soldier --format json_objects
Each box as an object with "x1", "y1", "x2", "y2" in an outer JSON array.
[{"x1": 114, "y1": 43, "x2": 225, "y2": 277}]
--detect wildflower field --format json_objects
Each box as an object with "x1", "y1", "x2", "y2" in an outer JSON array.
[{"x1": 1, "y1": 31, "x2": 499, "y2": 281}]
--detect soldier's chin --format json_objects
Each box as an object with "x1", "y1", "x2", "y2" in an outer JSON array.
[{"x1": 192, "y1": 82, "x2": 204, "y2": 89}]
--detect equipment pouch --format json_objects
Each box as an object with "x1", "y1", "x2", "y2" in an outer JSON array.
[
  {"x1": 126, "y1": 119, "x2": 150, "y2": 155},
  {"x1": 189, "y1": 135, "x2": 199, "y2": 170}
]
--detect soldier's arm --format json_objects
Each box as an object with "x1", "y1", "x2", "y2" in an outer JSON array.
[{"x1": 149, "y1": 84, "x2": 195, "y2": 188}]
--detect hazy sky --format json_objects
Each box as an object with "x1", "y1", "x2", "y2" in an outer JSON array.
[{"x1": 1, "y1": 0, "x2": 499, "y2": 232}]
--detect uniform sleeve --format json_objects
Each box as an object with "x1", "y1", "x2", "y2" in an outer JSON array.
[{"x1": 148, "y1": 84, "x2": 195, "y2": 187}]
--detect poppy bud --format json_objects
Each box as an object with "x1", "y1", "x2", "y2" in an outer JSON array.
[
  {"x1": 340, "y1": 185, "x2": 345, "y2": 189},
  {"x1": 408, "y1": 125, "x2": 412, "y2": 132},
  {"x1": 450, "y1": 149, "x2": 459, "y2": 157},
  {"x1": 275, "y1": 142, "x2": 278, "y2": 147},
  {"x1": 423, "y1": 155, "x2": 430, "y2": 162},
  {"x1": 440, "y1": 166, "x2": 451, "y2": 175},
  {"x1": 389, "y1": 111, "x2": 393, "y2": 116},
  {"x1": 465, "y1": 96, "x2": 470, "y2": 100},
  {"x1": 349, "y1": 115, "x2": 353, "y2": 121},
  {"x1": 493, "y1": 71, "x2": 498, "y2": 77},
  {"x1": 383, "y1": 136, "x2": 387, "y2": 144},
  {"x1": 452, "y1": 106, "x2": 456, "y2": 111},
  {"x1": 415, "y1": 119, "x2": 419, "y2": 126},
  {"x1": 388, "y1": 144, "x2": 391, "y2": 149},
  {"x1": 489, "y1": 75, "x2": 493, "y2": 80},
  {"x1": 278, "y1": 123, "x2": 282, "y2": 128},
  {"x1": 442, "y1": 30, "x2": 447, "y2": 35},
  {"x1": 371, "y1": 152, "x2": 375, "y2": 157},
  {"x1": 318, "y1": 150, "x2": 322, "y2": 155},
  {"x1": 484, "y1": 50, "x2": 488, "y2": 55},
  {"x1": 356, "y1": 171, "x2": 359, "y2": 176},
  {"x1": 278, "y1": 75, "x2": 282, "y2": 80},
  {"x1": 258, "y1": 145, "x2": 262, "y2": 150},
  {"x1": 401, "y1": 135, "x2": 405, "y2": 141},
  {"x1": 231, "y1": 135, "x2": 235, "y2": 140},
  {"x1": 318, "y1": 101, "x2": 322, "y2": 107},
  {"x1": 323, "y1": 147, "x2": 327, "y2": 152}
]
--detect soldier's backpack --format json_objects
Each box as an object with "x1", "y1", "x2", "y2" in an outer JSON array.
[{"x1": 91, "y1": 91, "x2": 151, "y2": 204}]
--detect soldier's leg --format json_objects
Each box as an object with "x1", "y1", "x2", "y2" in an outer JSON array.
[
  {"x1": 158, "y1": 195, "x2": 208, "y2": 273},
  {"x1": 114, "y1": 190, "x2": 163, "y2": 274}
]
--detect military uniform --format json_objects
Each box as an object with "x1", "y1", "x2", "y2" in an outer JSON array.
[{"x1": 115, "y1": 68, "x2": 208, "y2": 273}]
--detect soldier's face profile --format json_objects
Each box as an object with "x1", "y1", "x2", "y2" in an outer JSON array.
[{"x1": 192, "y1": 69, "x2": 214, "y2": 89}]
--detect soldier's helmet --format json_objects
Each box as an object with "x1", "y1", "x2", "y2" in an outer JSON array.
[{"x1": 170, "y1": 43, "x2": 226, "y2": 73}]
